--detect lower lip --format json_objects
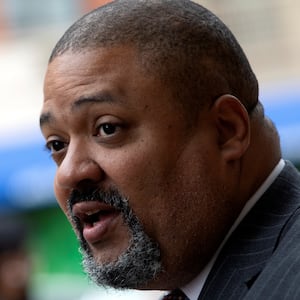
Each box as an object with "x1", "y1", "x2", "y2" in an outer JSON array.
[{"x1": 82, "y1": 211, "x2": 121, "y2": 245}]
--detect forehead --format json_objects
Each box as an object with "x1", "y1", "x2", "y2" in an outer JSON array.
[
  {"x1": 44, "y1": 46, "x2": 144, "y2": 100},
  {"x1": 41, "y1": 46, "x2": 184, "y2": 130},
  {"x1": 42, "y1": 46, "x2": 154, "y2": 116}
]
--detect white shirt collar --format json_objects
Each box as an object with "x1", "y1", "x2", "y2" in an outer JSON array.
[{"x1": 182, "y1": 159, "x2": 285, "y2": 300}]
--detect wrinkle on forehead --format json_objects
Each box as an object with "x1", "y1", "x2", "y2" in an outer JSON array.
[
  {"x1": 43, "y1": 47, "x2": 142, "y2": 102},
  {"x1": 41, "y1": 46, "x2": 173, "y2": 134}
]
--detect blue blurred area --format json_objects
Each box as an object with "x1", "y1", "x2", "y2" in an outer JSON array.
[
  {"x1": 0, "y1": 135, "x2": 55, "y2": 210},
  {"x1": 262, "y1": 84, "x2": 299, "y2": 126},
  {"x1": 262, "y1": 83, "x2": 300, "y2": 161},
  {"x1": 1, "y1": 83, "x2": 299, "y2": 210},
  {"x1": 3, "y1": 0, "x2": 81, "y2": 29}
]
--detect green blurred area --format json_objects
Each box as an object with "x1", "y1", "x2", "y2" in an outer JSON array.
[
  {"x1": 25, "y1": 206, "x2": 82, "y2": 274},
  {"x1": 23, "y1": 205, "x2": 91, "y2": 300}
]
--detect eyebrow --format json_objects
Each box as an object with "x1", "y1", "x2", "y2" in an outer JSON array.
[
  {"x1": 39, "y1": 112, "x2": 53, "y2": 129},
  {"x1": 39, "y1": 92, "x2": 120, "y2": 129}
]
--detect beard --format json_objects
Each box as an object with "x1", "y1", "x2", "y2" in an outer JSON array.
[{"x1": 67, "y1": 188, "x2": 162, "y2": 289}]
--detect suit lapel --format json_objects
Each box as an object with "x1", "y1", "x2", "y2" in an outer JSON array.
[{"x1": 199, "y1": 162, "x2": 300, "y2": 300}]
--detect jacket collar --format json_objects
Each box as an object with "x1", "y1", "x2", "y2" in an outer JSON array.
[{"x1": 199, "y1": 161, "x2": 300, "y2": 299}]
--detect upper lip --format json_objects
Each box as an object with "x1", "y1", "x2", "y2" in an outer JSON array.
[{"x1": 72, "y1": 201, "x2": 118, "y2": 227}]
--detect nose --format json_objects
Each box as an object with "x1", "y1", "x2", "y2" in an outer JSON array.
[{"x1": 55, "y1": 143, "x2": 104, "y2": 193}]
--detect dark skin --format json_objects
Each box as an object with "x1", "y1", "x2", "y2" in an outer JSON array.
[{"x1": 40, "y1": 45, "x2": 281, "y2": 289}]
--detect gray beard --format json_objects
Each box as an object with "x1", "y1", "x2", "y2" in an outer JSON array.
[{"x1": 68, "y1": 188, "x2": 162, "y2": 289}]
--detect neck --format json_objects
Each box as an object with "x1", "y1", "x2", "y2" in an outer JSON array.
[{"x1": 240, "y1": 115, "x2": 281, "y2": 202}]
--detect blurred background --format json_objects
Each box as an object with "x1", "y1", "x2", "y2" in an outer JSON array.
[{"x1": 0, "y1": 0, "x2": 299, "y2": 299}]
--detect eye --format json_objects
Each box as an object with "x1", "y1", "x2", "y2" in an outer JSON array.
[
  {"x1": 97, "y1": 123, "x2": 119, "y2": 136},
  {"x1": 94, "y1": 116, "x2": 127, "y2": 144},
  {"x1": 46, "y1": 140, "x2": 67, "y2": 153}
]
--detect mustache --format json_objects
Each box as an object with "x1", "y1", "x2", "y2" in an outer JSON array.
[
  {"x1": 68, "y1": 187, "x2": 128, "y2": 211},
  {"x1": 67, "y1": 187, "x2": 132, "y2": 227}
]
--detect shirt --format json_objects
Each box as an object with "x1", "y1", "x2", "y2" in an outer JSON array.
[{"x1": 181, "y1": 159, "x2": 285, "y2": 300}]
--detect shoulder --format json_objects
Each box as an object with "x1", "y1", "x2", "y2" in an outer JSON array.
[{"x1": 245, "y1": 194, "x2": 300, "y2": 299}]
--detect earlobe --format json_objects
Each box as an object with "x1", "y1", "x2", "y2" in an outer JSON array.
[{"x1": 212, "y1": 94, "x2": 250, "y2": 162}]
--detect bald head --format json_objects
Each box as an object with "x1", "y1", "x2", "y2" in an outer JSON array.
[{"x1": 50, "y1": 0, "x2": 258, "y2": 115}]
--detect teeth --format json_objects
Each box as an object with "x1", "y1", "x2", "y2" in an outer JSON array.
[{"x1": 86, "y1": 209, "x2": 101, "y2": 216}]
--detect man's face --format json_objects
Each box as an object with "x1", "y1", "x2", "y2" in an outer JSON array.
[{"x1": 41, "y1": 46, "x2": 231, "y2": 289}]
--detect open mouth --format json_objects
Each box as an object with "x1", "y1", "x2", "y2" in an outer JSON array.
[
  {"x1": 80, "y1": 208, "x2": 116, "y2": 227},
  {"x1": 72, "y1": 201, "x2": 121, "y2": 244},
  {"x1": 72, "y1": 201, "x2": 118, "y2": 226}
]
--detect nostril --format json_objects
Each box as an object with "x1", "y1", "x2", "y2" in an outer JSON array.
[{"x1": 57, "y1": 154, "x2": 104, "y2": 190}]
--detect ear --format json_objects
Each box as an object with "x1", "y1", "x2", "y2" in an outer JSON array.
[{"x1": 211, "y1": 94, "x2": 250, "y2": 162}]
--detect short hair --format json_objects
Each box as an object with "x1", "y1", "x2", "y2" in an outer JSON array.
[{"x1": 50, "y1": 0, "x2": 258, "y2": 116}]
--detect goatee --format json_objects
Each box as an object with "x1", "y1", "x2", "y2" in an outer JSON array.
[{"x1": 68, "y1": 188, "x2": 162, "y2": 289}]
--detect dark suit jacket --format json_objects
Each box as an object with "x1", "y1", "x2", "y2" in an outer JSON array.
[{"x1": 199, "y1": 161, "x2": 300, "y2": 299}]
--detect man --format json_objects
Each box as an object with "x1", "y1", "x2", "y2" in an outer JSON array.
[{"x1": 40, "y1": 0, "x2": 300, "y2": 299}]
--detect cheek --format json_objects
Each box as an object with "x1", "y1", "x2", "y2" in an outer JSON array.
[
  {"x1": 101, "y1": 143, "x2": 170, "y2": 194},
  {"x1": 128, "y1": 147, "x2": 221, "y2": 258},
  {"x1": 98, "y1": 145, "x2": 177, "y2": 232}
]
